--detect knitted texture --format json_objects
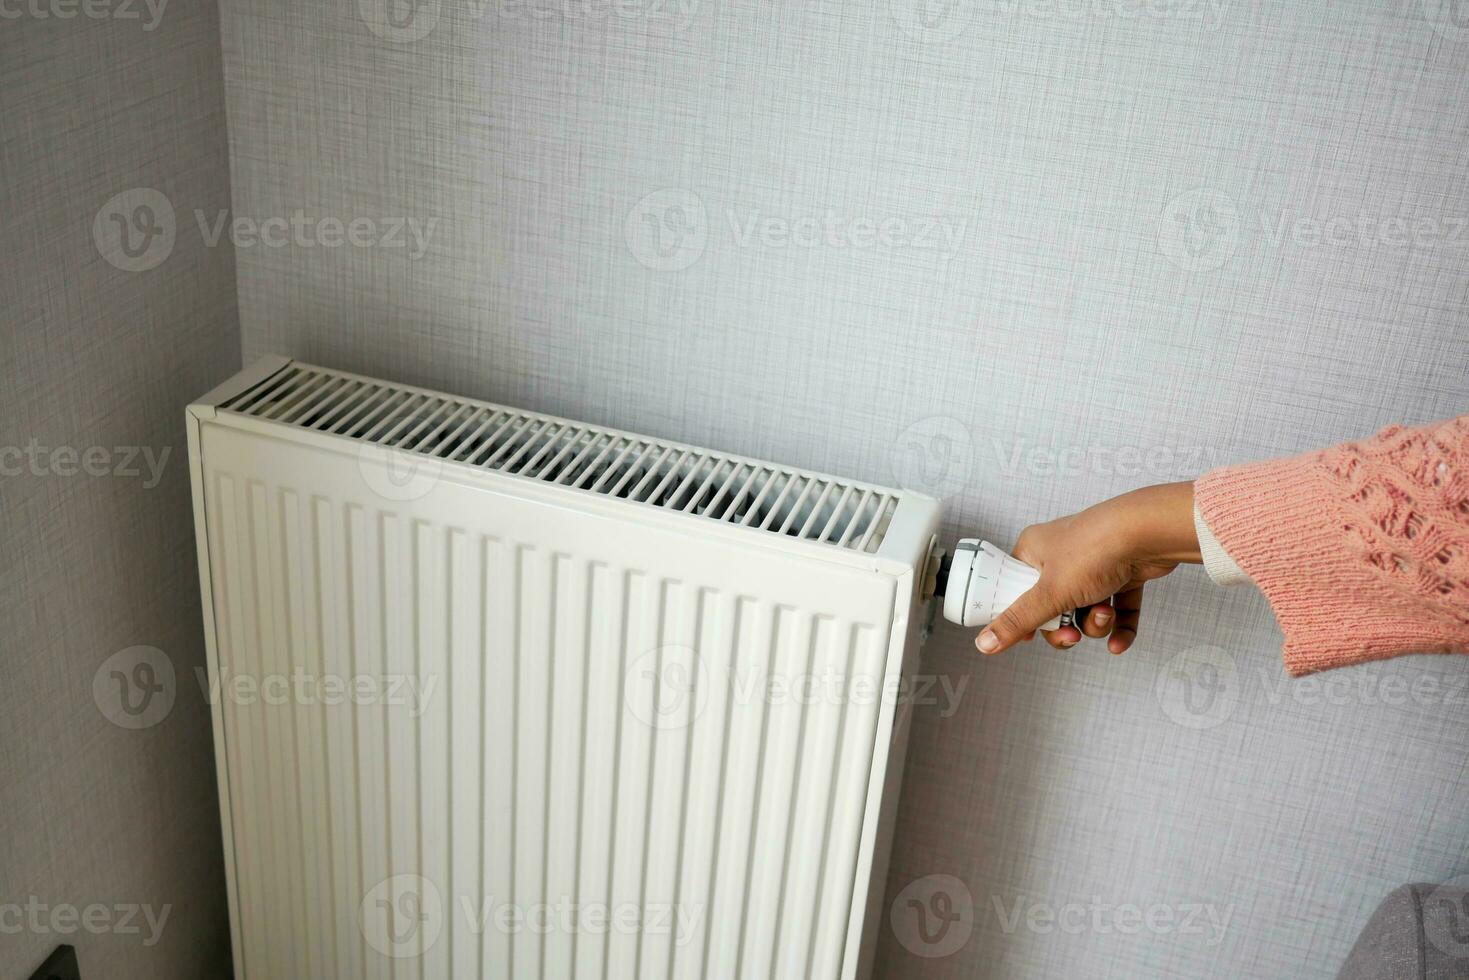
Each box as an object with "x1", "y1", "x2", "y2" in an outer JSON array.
[{"x1": 1195, "y1": 417, "x2": 1469, "y2": 676}]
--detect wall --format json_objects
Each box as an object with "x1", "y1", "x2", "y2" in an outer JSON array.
[
  {"x1": 216, "y1": 0, "x2": 1469, "y2": 976},
  {"x1": 0, "y1": 1, "x2": 239, "y2": 976}
]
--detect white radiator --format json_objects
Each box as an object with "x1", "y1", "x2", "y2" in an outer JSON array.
[{"x1": 187, "y1": 356, "x2": 940, "y2": 980}]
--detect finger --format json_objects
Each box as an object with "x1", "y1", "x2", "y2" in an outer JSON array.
[
  {"x1": 1107, "y1": 586, "x2": 1144, "y2": 654},
  {"x1": 977, "y1": 583, "x2": 1066, "y2": 656},
  {"x1": 1043, "y1": 624, "x2": 1082, "y2": 649},
  {"x1": 1081, "y1": 603, "x2": 1115, "y2": 639}
]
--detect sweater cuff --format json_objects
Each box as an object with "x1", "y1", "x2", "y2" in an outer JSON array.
[
  {"x1": 1197, "y1": 453, "x2": 1346, "y2": 675},
  {"x1": 1198, "y1": 422, "x2": 1469, "y2": 676},
  {"x1": 1193, "y1": 503, "x2": 1250, "y2": 587},
  {"x1": 1196, "y1": 452, "x2": 1349, "y2": 675}
]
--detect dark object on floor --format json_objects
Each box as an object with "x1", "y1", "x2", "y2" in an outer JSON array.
[
  {"x1": 26, "y1": 946, "x2": 80, "y2": 980},
  {"x1": 1338, "y1": 882, "x2": 1469, "y2": 979}
]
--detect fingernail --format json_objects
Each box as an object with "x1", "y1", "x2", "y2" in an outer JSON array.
[
  {"x1": 977, "y1": 630, "x2": 999, "y2": 653},
  {"x1": 1095, "y1": 610, "x2": 1112, "y2": 625}
]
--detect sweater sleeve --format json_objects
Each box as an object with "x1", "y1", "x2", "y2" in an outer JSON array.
[{"x1": 1193, "y1": 416, "x2": 1469, "y2": 676}]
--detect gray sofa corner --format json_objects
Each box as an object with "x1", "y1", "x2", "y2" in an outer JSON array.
[{"x1": 1338, "y1": 882, "x2": 1469, "y2": 980}]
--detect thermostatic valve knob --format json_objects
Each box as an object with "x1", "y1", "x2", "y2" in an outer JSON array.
[{"x1": 940, "y1": 539, "x2": 1073, "y2": 632}]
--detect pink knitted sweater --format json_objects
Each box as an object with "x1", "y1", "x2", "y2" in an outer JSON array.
[{"x1": 1194, "y1": 417, "x2": 1469, "y2": 676}]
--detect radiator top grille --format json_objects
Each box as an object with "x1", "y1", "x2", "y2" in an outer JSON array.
[{"x1": 217, "y1": 363, "x2": 901, "y2": 554}]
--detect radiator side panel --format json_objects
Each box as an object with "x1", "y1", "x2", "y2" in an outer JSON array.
[{"x1": 195, "y1": 422, "x2": 909, "y2": 980}]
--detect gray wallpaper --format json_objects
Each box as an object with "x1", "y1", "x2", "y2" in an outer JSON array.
[
  {"x1": 0, "y1": 3, "x2": 239, "y2": 978},
  {"x1": 212, "y1": 0, "x2": 1469, "y2": 977}
]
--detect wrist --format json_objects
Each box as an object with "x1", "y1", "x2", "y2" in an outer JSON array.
[{"x1": 1120, "y1": 482, "x2": 1202, "y2": 565}]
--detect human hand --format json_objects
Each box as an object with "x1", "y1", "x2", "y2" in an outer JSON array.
[{"x1": 975, "y1": 481, "x2": 1203, "y2": 657}]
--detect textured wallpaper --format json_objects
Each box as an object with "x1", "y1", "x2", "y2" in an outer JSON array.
[
  {"x1": 216, "y1": 0, "x2": 1469, "y2": 976},
  {"x1": 0, "y1": 3, "x2": 239, "y2": 978}
]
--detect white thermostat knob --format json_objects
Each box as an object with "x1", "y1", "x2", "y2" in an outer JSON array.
[{"x1": 941, "y1": 539, "x2": 1068, "y2": 631}]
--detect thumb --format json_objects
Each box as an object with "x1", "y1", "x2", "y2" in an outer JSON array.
[{"x1": 977, "y1": 582, "x2": 1064, "y2": 655}]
